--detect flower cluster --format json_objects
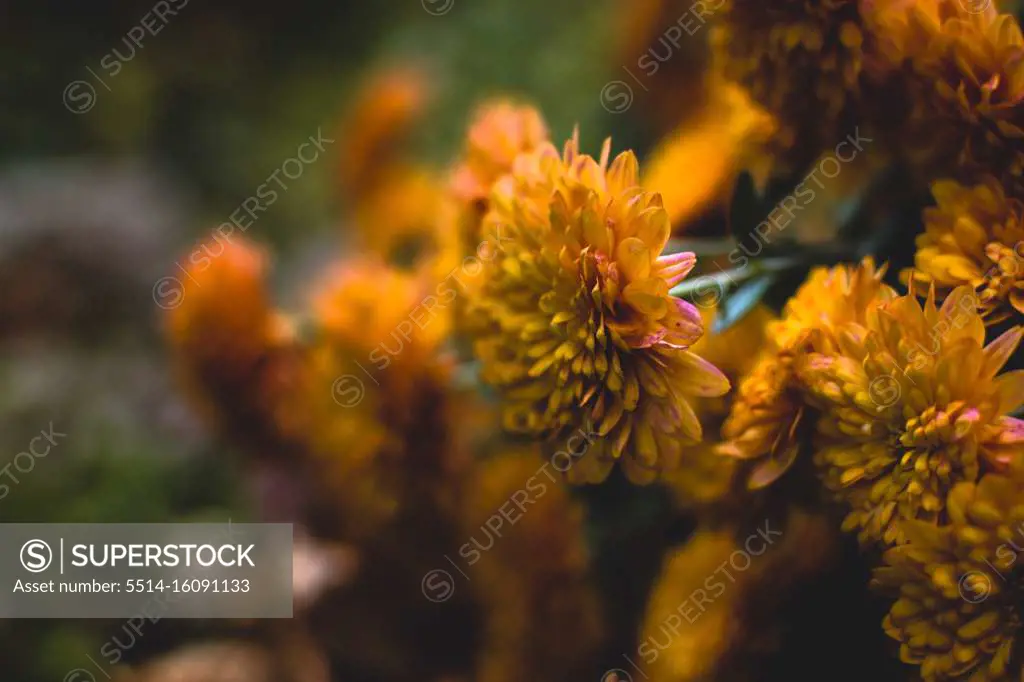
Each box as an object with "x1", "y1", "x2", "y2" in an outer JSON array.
[
  {"x1": 158, "y1": 2, "x2": 1024, "y2": 680},
  {"x1": 703, "y1": 1, "x2": 1024, "y2": 678}
]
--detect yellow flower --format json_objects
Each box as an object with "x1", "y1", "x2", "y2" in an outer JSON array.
[
  {"x1": 719, "y1": 259, "x2": 895, "y2": 489},
  {"x1": 710, "y1": 0, "x2": 866, "y2": 175},
  {"x1": 907, "y1": 176, "x2": 1024, "y2": 323},
  {"x1": 798, "y1": 286, "x2": 1024, "y2": 546},
  {"x1": 874, "y1": 475, "x2": 1024, "y2": 681},
  {"x1": 718, "y1": 348, "x2": 807, "y2": 489},
  {"x1": 774, "y1": 257, "x2": 895, "y2": 353},
  {"x1": 866, "y1": 0, "x2": 1024, "y2": 195},
  {"x1": 471, "y1": 133, "x2": 730, "y2": 484}
]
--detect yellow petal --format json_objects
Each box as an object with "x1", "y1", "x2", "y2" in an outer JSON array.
[{"x1": 616, "y1": 237, "x2": 652, "y2": 281}]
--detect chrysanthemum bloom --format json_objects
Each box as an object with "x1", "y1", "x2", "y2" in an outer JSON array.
[
  {"x1": 907, "y1": 177, "x2": 1024, "y2": 323},
  {"x1": 874, "y1": 475, "x2": 1024, "y2": 681},
  {"x1": 866, "y1": 0, "x2": 1024, "y2": 195},
  {"x1": 718, "y1": 348, "x2": 807, "y2": 489},
  {"x1": 306, "y1": 259, "x2": 464, "y2": 541},
  {"x1": 798, "y1": 286, "x2": 1024, "y2": 546},
  {"x1": 719, "y1": 259, "x2": 895, "y2": 489},
  {"x1": 471, "y1": 133, "x2": 730, "y2": 484},
  {"x1": 165, "y1": 235, "x2": 304, "y2": 460},
  {"x1": 450, "y1": 100, "x2": 549, "y2": 216},
  {"x1": 709, "y1": 0, "x2": 866, "y2": 175}
]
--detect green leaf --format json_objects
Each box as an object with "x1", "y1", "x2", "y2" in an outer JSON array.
[{"x1": 712, "y1": 273, "x2": 776, "y2": 334}]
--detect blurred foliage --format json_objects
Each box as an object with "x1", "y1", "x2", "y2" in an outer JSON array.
[{"x1": 1, "y1": 0, "x2": 618, "y2": 251}]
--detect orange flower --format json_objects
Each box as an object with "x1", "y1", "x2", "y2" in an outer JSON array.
[
  {"x1": 165, "y1": 235, "x2": 303, "y2": 459},
  {"x1": 799, "y1": 286, "x2": 1024, "y2": 545},
  {"x1": 450, "y1": 100, "x2": 549, "y2": 216},
  {"x1": 906, "y1": 176, "x2": 1024, "y2": 323},
  {"x1": 350, "y1": 164, "x2": 449, "y2": 267},
  {"x1": 719, "y1": 259, "x2": 895, "y2": 489},
  {"x1": 471, "y1": 132, "x2": 729, "y2": 484},
  {"x1": 866, "y1": 0, "x2": 1024, "y2": 194},
  {"x1": 336, "y1": 65, "x2": 432, "y2": 202},
  {"x1": 304, "y1": 258, "x2": 462, "y2": 540}
]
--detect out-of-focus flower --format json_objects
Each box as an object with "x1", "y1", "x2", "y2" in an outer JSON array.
[
  {"x1": 720, "y1": 259, "x2": 895, "y2": 489},
  {"x1": 874, "y1": 475, "x2": 1024, "y2": 681},
  {"x1": 638, "y1": 509, "x2": 838, "y2": 682},
  {"x1": 710, "y1": 0, "x2": 866, "y2": 176},
  {"x1": 165, "y1": 235, "x2": 304, "y2": 460},
  {"x1": 306, "y1": 258, "x2": 463, "y2": 541},
  {"x1": 352, "y1": 164, "x2": 449, "y2": 266},
  {"x1": 435, "y1": 100, "x2": 550, "y2": 328},
  {"x1": 612, "y1": 0, "x2": 714, "y2": 134},
  {"x1": 463, "y1": 448, "x2": 603, "y2": 682},
  {"x1": 311, "y1": 258, "x2": 452, "y2": 398},
  {"x1": 642, "y1": 79, "x2": 776, "y2": 228},
  {"x1": 471, "y1": 132, "x2": 730, "y2": 484},
  {"x1": 906, "y1": 177, "x2": 1024, "y2": 323},
  {"x1": 638, "y1": 527, "x2": 743, "y2": 682},
  {"x1": 450, "y1": 100, "x2": 549, "y2": 219},
  {"x1": 799, "y1": 286, "x2": 1024, "y2": 546},
  {"x1": 336, "y1": 65, "x2": 433, "y2": 203},
  {"x1": 866, "y1": 0, "x2": 1024, "y2": 195}
]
